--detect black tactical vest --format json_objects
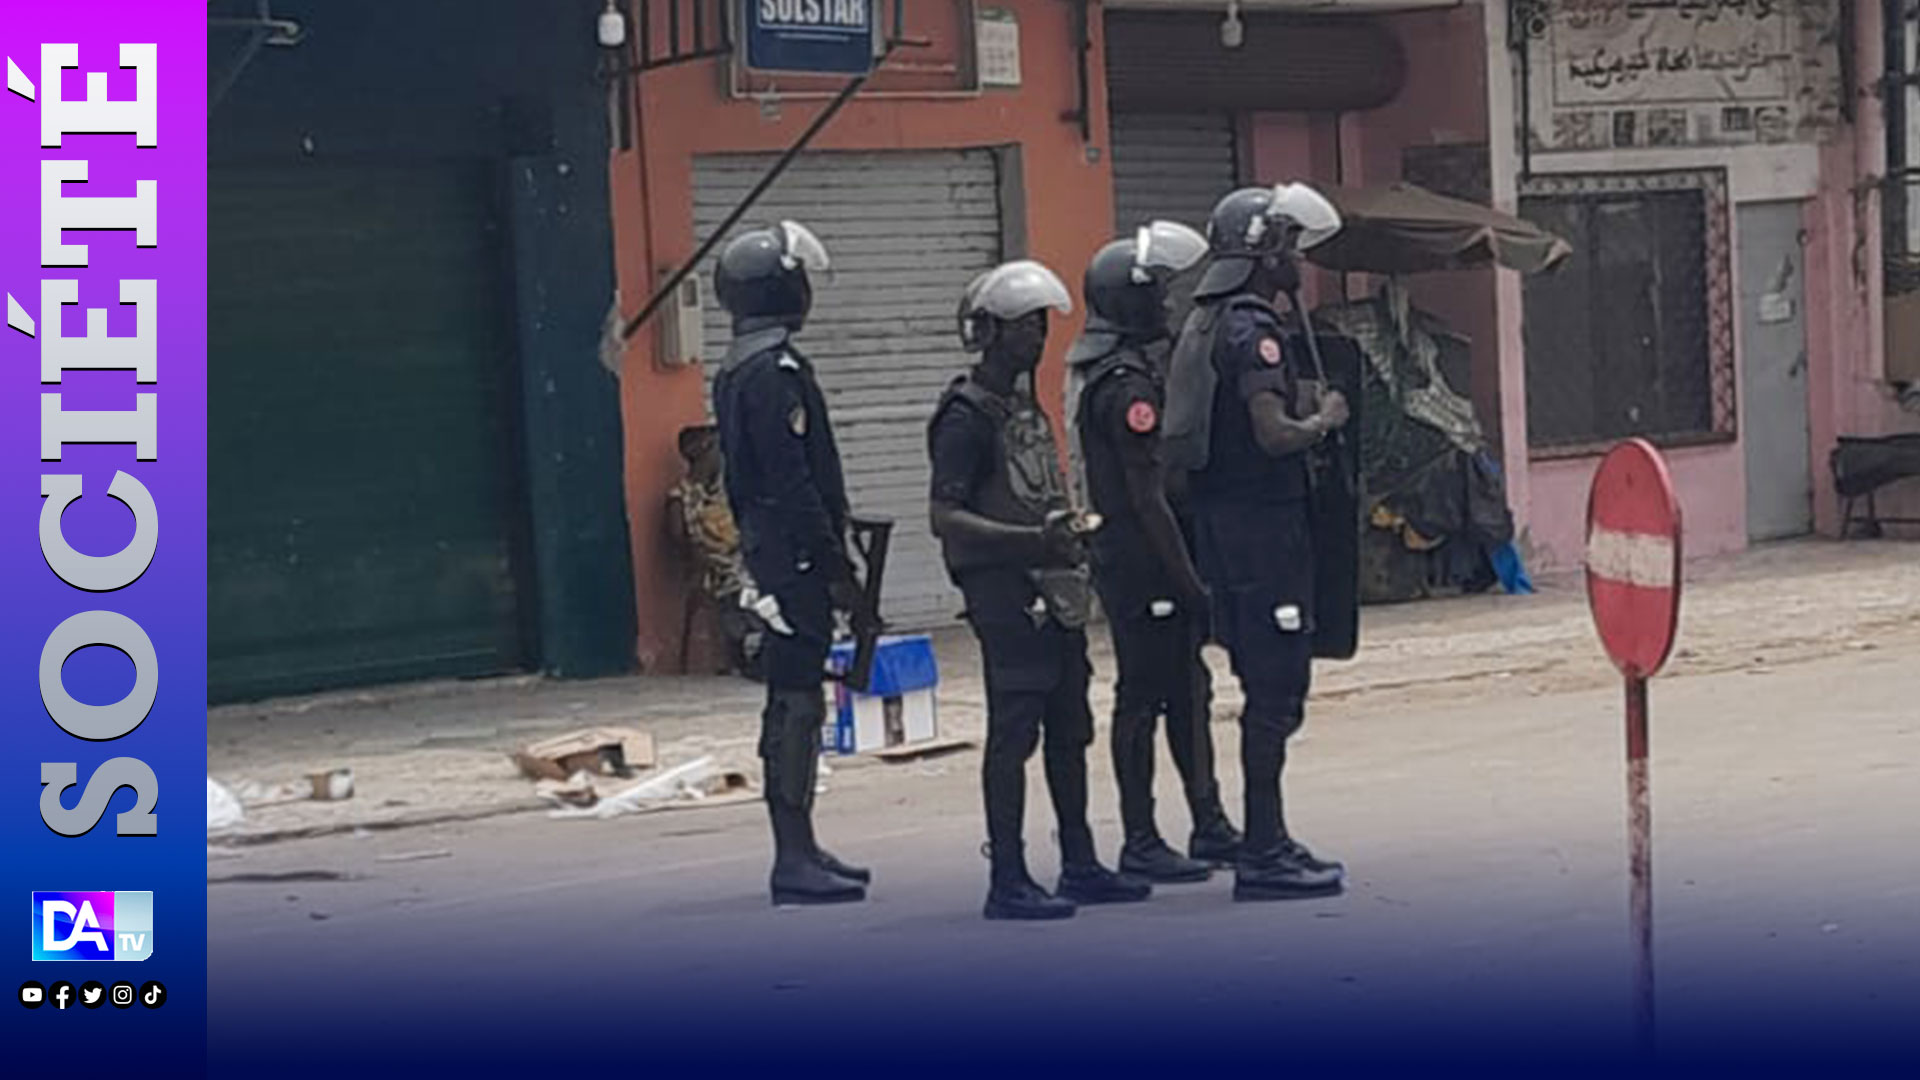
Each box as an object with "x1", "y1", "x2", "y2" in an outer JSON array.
[
  {"x1": 935, "y1": 374, "x2": 1092, "y2": 629},
  {"x1": 1175, "y1": 295, "x2": 1311, "y2": 507},
  {"x1": 1073, "y1": 344, "x2": 1183, "y2": 608}
]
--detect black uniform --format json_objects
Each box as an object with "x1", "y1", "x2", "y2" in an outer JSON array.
[
  {"x1": 712, "y1": 323, "x2": 867, "y2": 902},
  {"x1": 1071, "y1": 341, "x2": 1229, "y2": 848},
  {"x1": 1184, "y1": 296, "x2": 1321, "y2": 864},
  {"x1": 714, "y1": 327, "x2": 848, "y2": 692},
  {"x1": 928, "y1": 374, "x2": 1100, "y2": 875}
]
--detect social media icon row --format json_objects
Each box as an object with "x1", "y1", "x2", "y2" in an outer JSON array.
[{"x1": 19, "y1": 980, "x2": 163, "y2": 1010}]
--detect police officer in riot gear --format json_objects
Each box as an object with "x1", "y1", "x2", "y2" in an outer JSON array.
[
  {"x1": 711, "y1": 220, "x2": 870, "y2": 906},
  {"x1": 1065, "y1": 222, "x2": 1241, "y2": 883},
  {"x1": 929, "y1": 260, "x2": 1150, "y2": 920},
  {"x1": 1163, "y1": 185, "x2": 1352, "y2": 900}
]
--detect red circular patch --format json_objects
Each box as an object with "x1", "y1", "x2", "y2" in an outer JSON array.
[
  {"x1": 1258, "y1": 337, "x2": 1283, "y2": 366},
  {"x1": 1125, "y1": 400, "x2": 1158, "y2": 434}
]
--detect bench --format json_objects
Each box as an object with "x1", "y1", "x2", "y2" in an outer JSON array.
[{"x1": 1832, "y1": 433, "x2": 1920, "y2": 537}]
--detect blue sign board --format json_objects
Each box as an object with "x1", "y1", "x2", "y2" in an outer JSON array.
[{"x1": 741, "y1": 0, "x2": 878, "y2": 76}]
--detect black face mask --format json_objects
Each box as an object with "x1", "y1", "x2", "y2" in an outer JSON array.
[
  {"x1": 1256, "y1": 251, "x2": 1302, "y2": 297},
  {"x1": 991, "y1": 311, "x2": 1048, "y2": 374}
]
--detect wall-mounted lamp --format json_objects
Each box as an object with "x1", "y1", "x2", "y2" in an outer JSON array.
[
  {"x1": 598, "y1": 0, "x2": 627, "y2": 49},
  {"x1": 1221, "y1": 1, "x2": 1245, "y2": 50}
]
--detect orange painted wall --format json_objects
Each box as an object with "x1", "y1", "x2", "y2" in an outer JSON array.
[{"x1": 609, "y1": 0, "x2": 1114, "y2": 670}]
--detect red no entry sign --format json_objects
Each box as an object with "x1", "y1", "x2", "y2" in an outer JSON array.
[
  {"x1": 1584, "y1": 437, "x2": 1683, "y2": 1060},
  {"x1": 1586, "y1": 438, "x2": 1684, "y2": 680}
]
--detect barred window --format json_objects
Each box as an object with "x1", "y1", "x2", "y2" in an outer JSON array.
[{"x1": 1518, "y1": 170, "x2": 1737, "y2": 457}]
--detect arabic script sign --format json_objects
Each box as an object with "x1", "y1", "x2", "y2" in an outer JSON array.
[{"x1": 1519, "y1": 0, "x2": 1844, "y2": 152}]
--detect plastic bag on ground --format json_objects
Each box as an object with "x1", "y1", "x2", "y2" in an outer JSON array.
[{"x1": 208, "y1": 777, "x2": 244, "y2": 831}]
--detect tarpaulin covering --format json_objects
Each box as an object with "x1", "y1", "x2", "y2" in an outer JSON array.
[
  {"x1": 1309, "y1": 182, "x2": 1572, "y2": 276},
  {"x1": 1312, "y1": 281, "x2": 1521, "y2": 602}
]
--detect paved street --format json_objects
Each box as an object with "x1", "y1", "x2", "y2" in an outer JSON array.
[
  {"x1": 207, "y1": 540, "x2": 1920, "y2": 842},
  {"x1": 208, "y1": 591, "x2": 1920, "y2": 1072}
]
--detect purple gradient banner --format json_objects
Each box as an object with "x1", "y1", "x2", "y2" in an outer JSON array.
[{"x1": 1, "y1": 3, "x2": 205, "y2": 1068}]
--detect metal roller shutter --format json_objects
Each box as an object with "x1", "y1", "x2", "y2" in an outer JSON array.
[
  {"x1": 693, "y1": 150, "x2": 1004, "y2": 628},
  {"x1": 208, "y1": 161, "x2": 533, "y2": 702},
  {"x1": 1110, "y1": 112, "x2": 1240, "y2": 328},
  {"x1": 1104, "y1": 12, "x2": 1405, "y2": 114}
]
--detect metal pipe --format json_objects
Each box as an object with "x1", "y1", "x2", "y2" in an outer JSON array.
[
  {"x1": 209, "y1": 28, "x2": 269, "y2": 114},
  {"x1": 1512, "y1": 0, "x2": 1532, "y2": 183},
  {"x1": 626, "y1": 0, "x2": 659, "y2": 352},
  {"x1": 1064, "y1": 0, "x2": 1092, "y2": 142},
  {"x1": 603, "y1": 45, "x2": 734, "y2": 78},
  {"x1": 621, "y1": 53, "x2": 889, "y2": 341},
  {"x1": 1625, "y1": 674, "x2": 1654, "y2": 1061},
  {"x1": 1885, "y1": 0, "x2": 1909, "y2": 264},
  {"x1": 210, "y1": 0, "x2": 283, "y2": 113},
  {"x1": 620, "y1": 0, "x2": 642, "y2": 149}
]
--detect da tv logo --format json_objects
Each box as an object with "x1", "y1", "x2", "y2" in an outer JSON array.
[{"x1": 31, "y1": 892, "x2": 153, "y2": 961}]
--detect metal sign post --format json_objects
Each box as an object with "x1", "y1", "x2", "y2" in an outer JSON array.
[
  {"x1": 1584, "y1": 438, "x2": 1684, "y2": 1061},
  {"x1": 1625, "y1": 672, "x2": 1653, "y2": 1054}
]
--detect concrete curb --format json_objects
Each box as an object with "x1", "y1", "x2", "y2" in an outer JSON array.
[{"x1": 211, "y1": 797, "x2": 551, "y2": 848}]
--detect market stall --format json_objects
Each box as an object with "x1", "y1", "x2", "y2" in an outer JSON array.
[{"x1": 1306, "y1": 182, "x2": 1570, "y2": 602}]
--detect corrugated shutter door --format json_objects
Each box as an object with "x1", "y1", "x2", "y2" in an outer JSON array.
[
  {"x1": 1104, "y1": 13, "x2": 1404, "y2": 113},
  {"x1": 1110, "y1": 112, "x2": 1239, "y2": 327},
  {"x1": 693, "y1": 150, "x2": 1002, "y2": 628},
  {"x1": 209, "y1": 161, "x2": 531, "y2": 702}
]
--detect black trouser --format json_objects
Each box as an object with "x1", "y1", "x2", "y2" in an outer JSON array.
[
  {"x1": 1103, "y1": 601, "x2": 1225, "y2": 841},
  {"x1": 1189, "y1": 501, "x2": 1316, "y2": 857},
  {"x1": 757, "y1": 576, "x2": 833, "y2": 843},
  {"x1": 972, "y1": 620, "x2": 1098, "y2": 881}
]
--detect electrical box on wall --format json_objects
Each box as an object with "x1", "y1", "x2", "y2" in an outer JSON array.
[{"x1": 657, "y1": 271, "x2": 704, "y2": 368}]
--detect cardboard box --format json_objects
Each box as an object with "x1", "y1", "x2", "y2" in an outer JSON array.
[
  {"x1": 825, "y1": 634, "x2": 940, "y2": 755},
  {"x1": 512, "y1": 728, "x2": 657, "y2": 781}
]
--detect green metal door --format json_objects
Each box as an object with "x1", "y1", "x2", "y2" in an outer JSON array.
[{"x1": 209, "y1": 161, "x2": 535, "y2": 702}]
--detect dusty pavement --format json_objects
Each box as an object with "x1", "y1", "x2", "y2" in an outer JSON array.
[
  {"x1": 206, "y1": 538, "x2": 1920, "y2": 843},
  {"x1": 207, "y1": 612, "x2": 1920, "y2": 1072}
]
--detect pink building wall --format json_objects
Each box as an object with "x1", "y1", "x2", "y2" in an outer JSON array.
[
  {"x1": 1342, "y1": 6, "x2": 1502, "y2": 446},
  {"x1": 1245, "y1": 6, "x2": 1511, "y2": 490},
  {"x1": 1243, "y1": 3, "x2": 1916, "y2": 573},
  {"x1": 1807, "y1": 0, "x2": 1920, "y2": 533},
  {"x1": 1528, "y1": 447, "x2": 1749, "y2": 568},
  {"x1": 1524, "y1": 0, "x2": 1920, "y2": 570}
]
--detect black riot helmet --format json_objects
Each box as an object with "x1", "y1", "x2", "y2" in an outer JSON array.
[
  {"x1": 1193, "y1": 183, "x2": 1342, "y2": 299},
  {"x1": 1084, "y1": 220, "x2": 1209, "y2": 338},
  {"x1": 956, "y1": 259, "x2": 1074, "y2": 353},
  {"x1": 713, "y1": 220, "x2": 832, "y2": 329}
]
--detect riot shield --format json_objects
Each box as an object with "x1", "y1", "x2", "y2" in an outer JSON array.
[{"x1": 1289, "y1": 331, "x2": 1365, "y2": 661}]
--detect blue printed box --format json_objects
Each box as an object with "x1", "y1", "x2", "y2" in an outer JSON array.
[{"x1": 825, "y1": 634, "x2": 940, "y2": 755}]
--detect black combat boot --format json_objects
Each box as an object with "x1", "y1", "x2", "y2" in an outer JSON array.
[
  {"x1": 764, "y1": 695, "x2": 864, "y2": 907},
  {"x1": 1058, "y1": 859, "x2": 1153, "y2": 904},
  {"x1": 984, "y1": 843, "x2": 1076, "y2": 921},
  {"x1": 1188, "y1": 812, "x2": 1243, "y2": 867},
  {"x1": 1232, "y1": 843, "x2": 1343, "y2": 901},
  {"x1": 797, "y1": 737, "x2": 871, "y2": 885},
  {"x1": 812, "y1": 847, "x2": 870, "y2": 884},
  {"x1": 1119, "y1": 832, "x2": 1213, "y2": 883},
  {"x1": 769, "y1": 802, "x2": 866, "y2": 905},
  {"x1": 1280, "y1": 836, "x2": 1345, "y2": 877}
]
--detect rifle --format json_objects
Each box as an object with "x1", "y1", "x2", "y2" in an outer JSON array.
[{"x1": 835, "y1": 514, "x2": 894, "y2": 693}]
